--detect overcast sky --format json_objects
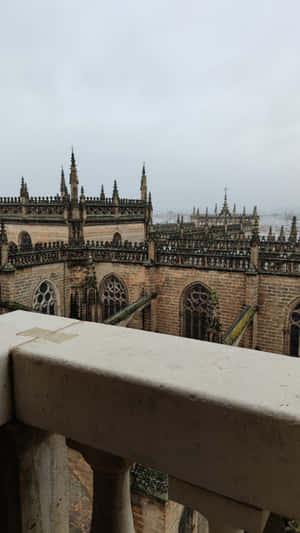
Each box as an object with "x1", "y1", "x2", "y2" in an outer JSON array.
[{"x1": 1, "y1": 0, "x2": 300, "y2": 213}]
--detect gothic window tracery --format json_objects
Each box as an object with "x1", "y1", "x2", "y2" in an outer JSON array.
[
  {"x1": 101, "y1": 274, "x2": 127, "y2": 321},
  {"x1": 33, "y1": 280, "x2": 57, "y2": 315},
  {"x1": 289, "y1": 302, "x2": 300, "y2": 356},
  {"x1": 182, "y1": 282, "x2": 216, "y2": 341}
]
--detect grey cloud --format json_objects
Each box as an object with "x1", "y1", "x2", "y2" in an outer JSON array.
[{"x1": 1, "y1": 0, "x2": 300, "y2": 212}]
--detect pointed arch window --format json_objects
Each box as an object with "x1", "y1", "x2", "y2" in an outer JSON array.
[
  {"x1": 112, "y1": 232, "x2": 122, "y2": 246},
  {"x1": 289, "y1": 302, "x2": 300, "y2": 356},
  {"x1": 101, "y1": 275, "x2": 127, "y2": 321},
  {"x1": 19, "y1": 231, "x2": 32, "y2": 250},
  {"x1": 33, "y1": 280, "x2": 57, "y2": 315},
  {"x1": 182, "y1": 283, "x2": 216, "y2": 341}
]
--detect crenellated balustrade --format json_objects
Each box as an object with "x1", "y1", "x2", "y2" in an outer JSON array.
[
  {"x1": 5, "y1": 235, "x2": 300, "y2": 274},
  {"x1": 1, "y1": 310, "x2": 300, "y2": 532},
  {"x1": 8, "y1": 240, "x2": 149, "y2": 268}
]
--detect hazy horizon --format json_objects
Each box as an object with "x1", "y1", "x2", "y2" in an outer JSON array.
[{"x1": 1, "y1": 1, "x2": 300, "y2": 213}]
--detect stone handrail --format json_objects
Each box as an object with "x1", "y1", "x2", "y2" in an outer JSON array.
[{"x1": 1, "y1": 311, "x2": 300, "y2": 532}]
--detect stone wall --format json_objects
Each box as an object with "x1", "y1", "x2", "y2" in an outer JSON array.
[
  {"x1": 5, "y1": 221, "x2": 146, "y2": 247},
  {"x1": 84, "y1": 222, "x2": 145, "y2": 243},
  {"x1": 257, "y1": 274, "x2": 300, "y2": 354},
  {"x1": 2, "y1": 258, "x2": 300, "y2": 357},
  {"x1": 132, "y1": 492, "x2": 167, "y2": 533},
  {"x1": 6, "y1": 223, "x2": 68, "y2": 246},
  {"x1": 154, "y1": 267, "x2": 246, "y2": 339},
  {"x1": 9, "y1": 263, "x2": 66, "y2": 315},
  {"x1": 93, "y1": 262, "x2": 150, "y2": 327}
]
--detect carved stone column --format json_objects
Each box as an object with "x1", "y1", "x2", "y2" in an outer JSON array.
[
  {"x1": 0, "y1": 423, "x2": 69, "y2": 533},
  {"x1": 73, "y1": 444, "x2": 135, "y2": 533}
]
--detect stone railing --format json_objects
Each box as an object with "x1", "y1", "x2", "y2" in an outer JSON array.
[
  {"x1": 5, "y1": 237, "x2": 300, "y2": 274},
  {"x1": 258, "y1": 252, "x2": 300, "y2": 274},
  {"x1": 7, "y1": 241, "x2": 149, "y2": 268},
  {"x1": 1, "y1": 310, "x2": 300, "y2": 532},
  {"x1": 155, "y1": 244, "x2": 250, "y2": 271}
]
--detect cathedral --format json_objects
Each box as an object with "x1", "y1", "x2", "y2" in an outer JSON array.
[
  {"x1": 1, "y1": 150, "x2": 300, "y2": 531},
  {"x1": 0, "y1": 150, "x2": 299, "y2": 358}
]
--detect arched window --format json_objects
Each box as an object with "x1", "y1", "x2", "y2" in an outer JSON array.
[
  {"x1": 19, "y1": 231, "x2": 32, "y2": 250},
  {"x1": 289, "y1": 302, "x2": 300, "y2": 356},
  {"x1": 33, "y1": 280, "x2": 57, "y2": 315},
  {"x1": 182, "y1": 283, "x2": 214, "y2": 341},
  {"x1": 112, "y1": 232, "x2": 122, "y2": 246},
  {"x1": 101, "y1": 274, "x2": 127, "y2": 321}
]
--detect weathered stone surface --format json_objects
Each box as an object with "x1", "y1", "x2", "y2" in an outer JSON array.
[{"x1": 7, "y1": 312, "x2": 300, "y2": 519}]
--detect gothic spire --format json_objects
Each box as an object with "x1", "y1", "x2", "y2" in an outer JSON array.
[
  {"x1": 140, "y1": 162, "x2": 147, "y2": 201},
  {"x1": 60, "y1": 166, "x2": 68, "y2": 197},
  {"x1": 112, "y1": 179, "x2": 119, "y2": 204},
  {"x1": 289, "y1": 216, "x2": 297, "y2": 243},
  {"x1": 100, "y1": 184, "x2": 105, "y2": 201},
  {"x1": 80, "y1": 185, "x2": 85, "y2": 202},
  {"x1": 20, "y1": 176, "x2": 26, "y2": 197},
  {"x1": 220, "y1": 187, "x2": 230, "y2": 216},
  {"x1": 279, "y1": 225, "x2": 285, "y2": 242},
  {"x1": 224, "y1": 187, "x2": 228, "y2": 209},
  {"x1": 69, "y1": 149, "x2": 79, "y2": 202},
  {"x1": 268, "y1": 226, "x2": 273, "y2": 241},
  {"x1": 20, "y1": 177, "x2": 29, "y2": 200}
]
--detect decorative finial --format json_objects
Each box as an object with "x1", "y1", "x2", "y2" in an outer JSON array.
[
  {"x1": 268, "y1": 226, "x2": 273, "y2": 241},
  {"x1": 69, "y1": 148, "x2": 79, "y2": 201},
  {"x1": 140, "y1": 163, "x2": 147, "y2": 201},
  {"x1": 289, "y1": 216, "x2": 297, "y2": 243},
  {"x1": 113, "y1": 179, "x2": 119, "y2": 204},
  {"x1": 279, "y1": 225, "x2": 285, "y2": 242},
  {"x1": 60, "y1": 166, "x2": 68, "y2": 197},
  {"x1": 100, "y1": 184, "x2": 105, "y2": 201}
]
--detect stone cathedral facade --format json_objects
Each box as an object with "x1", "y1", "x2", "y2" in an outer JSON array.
[
  {"x1": 0, "y1": 150, "x2": 299, "y2": 358},
  {"x1": 1, "y1": 151, "x2": 300, "y2": 531}
]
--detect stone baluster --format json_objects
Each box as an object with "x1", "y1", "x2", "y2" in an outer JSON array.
[
  {"x1": 0, "y1": 423, "x2": 69, "y2": 533},
  {"x1": 71, "y1": 443, "x2": 135, "y2": 533},
  {"x1": 169, "y1": 477, "x2": 269, "y2": 533}
]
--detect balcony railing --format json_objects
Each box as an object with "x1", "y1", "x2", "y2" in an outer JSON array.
[{"x1": 1, "y1": 310, "x2": 300, "y2": 532}]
